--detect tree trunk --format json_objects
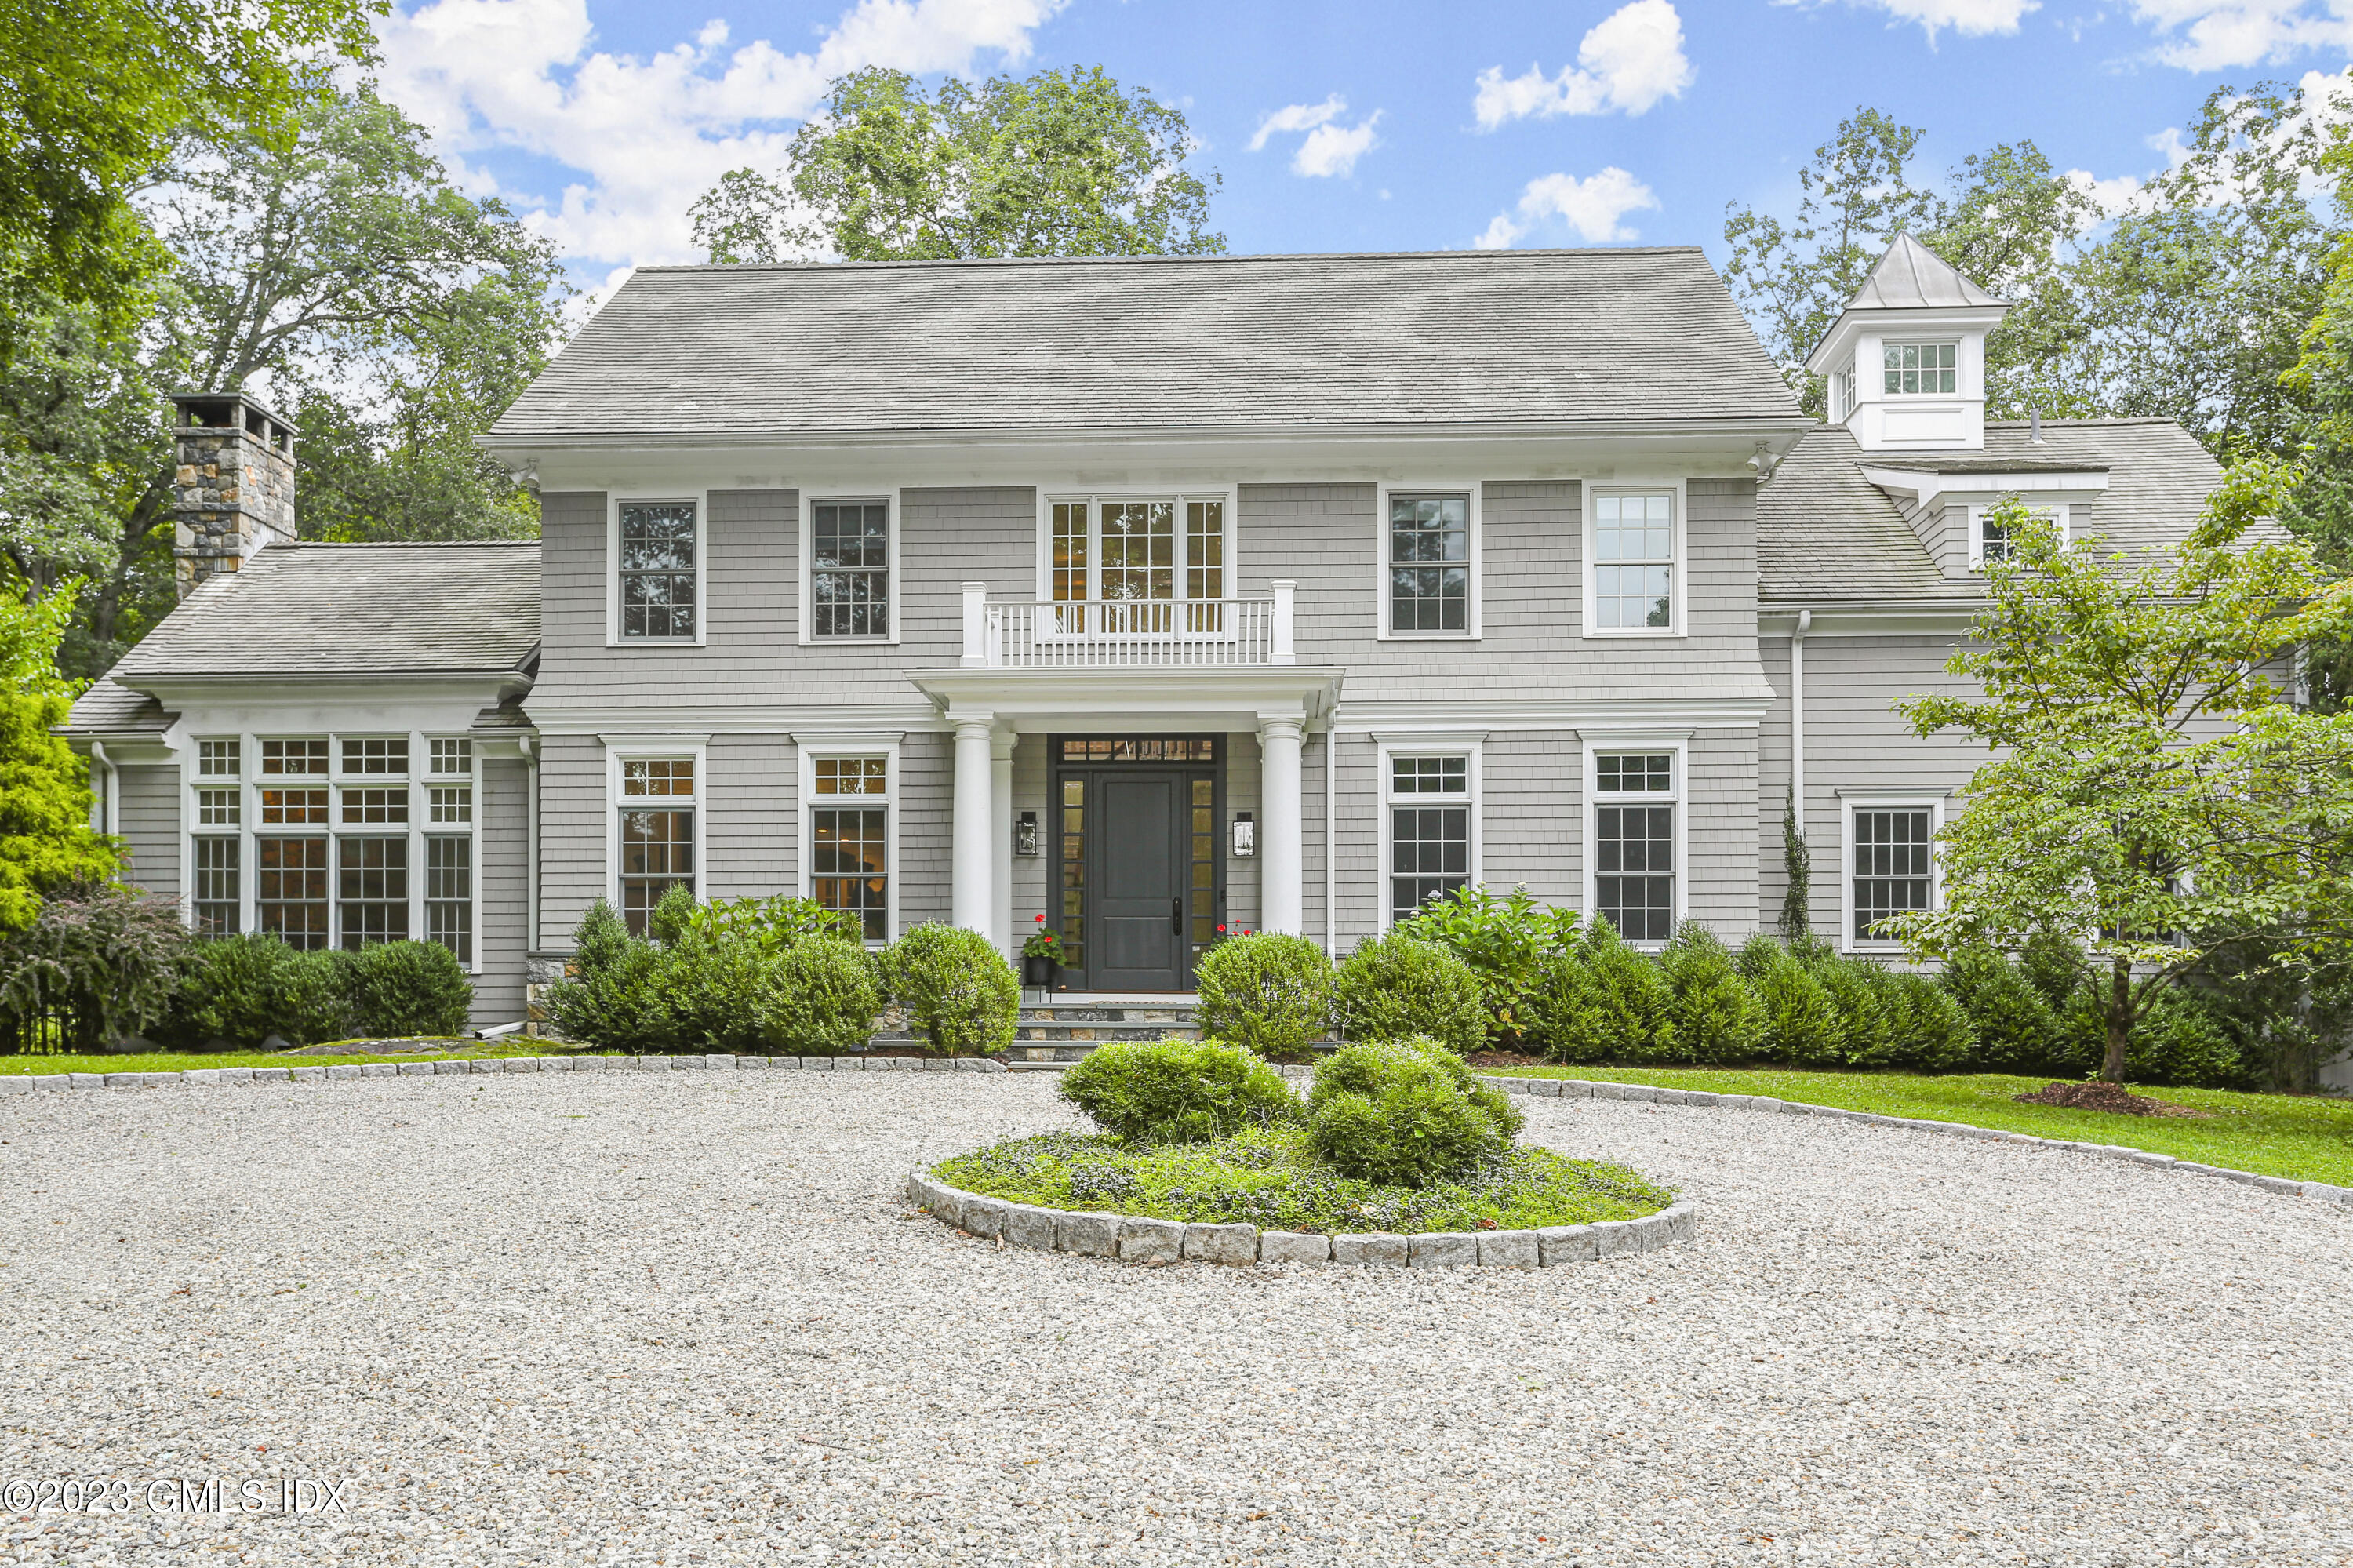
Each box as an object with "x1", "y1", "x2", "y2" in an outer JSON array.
[{"x1": 2100, "y1": 956, "x2": 2132, "y2": 1083}]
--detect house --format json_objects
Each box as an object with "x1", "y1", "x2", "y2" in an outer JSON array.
[{"x1": 62, "y1": 238, "x2": 2221, "y2": 1029}]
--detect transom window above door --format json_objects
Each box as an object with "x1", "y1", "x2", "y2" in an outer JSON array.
[{"x1": 1047, "y1": 496, "x2": 1228, "y2": 632}]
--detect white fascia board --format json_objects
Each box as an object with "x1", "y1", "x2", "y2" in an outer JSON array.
[
  {"x1": 1857, "y1": 465, "x2": 2110, "y2": 511},
  {"x1": 910, "y1": 665, "x2": 1344, "y2": 732},
  {"x1": 1804, "y1": 304, "x2": 2010, "y2": 377}
]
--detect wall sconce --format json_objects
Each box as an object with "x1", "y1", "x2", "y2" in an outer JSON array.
[
  {"x1": 1231, "y1": 811, "x2": 1256, "y2": 859},
  {"x1": 1014, "y1": 809, "x2": 1040, "y2": 857}
]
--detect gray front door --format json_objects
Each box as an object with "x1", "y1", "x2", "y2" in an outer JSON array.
[{"x1": 1090, "y1": 773, "x2": 1186, "y2": 991}]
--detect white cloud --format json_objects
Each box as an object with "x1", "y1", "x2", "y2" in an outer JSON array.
[
  {"x1": 1247, "y1": 93, "x2": 1381, "y2": 176},
  {"x1": 2129, "y1": 0, "x2": 2353, "y2": 69},
  {"x1": 1472, "y1": 0, "x2": 1693, "y2": 129},
  {"x1": 1817, "y1": 0, "x2": 2039, "y2": 42},
  {"x1": 1475, "y1": 167, "x2": 1660, "y2": 248},
  {"x1": 374, "y1": 0, "x2": 1066, "y2": 268},
  {"x1": 2065, "y1": 167, "x2": 2145, "y2": 220},
  {"x1": 1249, "y1": 94, "x2": 1344, "y2": 151}
]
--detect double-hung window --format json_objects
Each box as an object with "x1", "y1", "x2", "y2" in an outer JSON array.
[
  {"x1": 1590, "y1": 491, "x2": 1676, "y2": 633},
  {"x1": 809, "y1": 755, "x2": 890, "y2": 941},
  {"x1": 192, "y1": 740, "x2": 242, "y2": 936},
  {"x1": 1883, "y1": 342, "x2": 1956, "y2": 395},
  {"x1": 617, "y1": 757, "x2": 696, "y2": 933},
  {"x1": 1846, "y1": 802, "x2": 1937, "y2": 946},
  {"x1": 1385, "y1": 751, "x2": 1475, "y2": 924},
  {"x1": 1592, "y1": 751, "x2": 1675, "y2": 941},
  {"x1": 810, "y1": 499, "x2": 890, "y2": 638},
  {"x1": 1046, "y1": 495, "x2": 1230, "y2": 635},
  {"x1": 256, "y1": 737, "x2": 330, "y2": 948},
  {"x1": 1387, "y1": 493, "x2": 1471, "y2": 635},
  {"x1": 337, "y1": 743, "x2": 409, "y2": 949},
  {"x1": 420, "y1": 736, "x2": 474, "y2": 962},
  {"x1": 618, "y1": 500, "x2": 698, "y2": 640}
]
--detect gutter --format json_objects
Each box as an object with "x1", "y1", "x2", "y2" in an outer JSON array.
[
  {"x1": 521, "y1": 733, "x2": 541, "y2": 954},
  {"x1": 1788, "y1": 613, "x2": 1809, "y2": 857},
  {"x1": 88, "y1": 740, "x2": 116, "y2": 838}
]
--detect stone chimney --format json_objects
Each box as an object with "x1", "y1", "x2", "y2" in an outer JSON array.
[{"x1": 170, "y1": 391, "x2": 296, "y2": 598}]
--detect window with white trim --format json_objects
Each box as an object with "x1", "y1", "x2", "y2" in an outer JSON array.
[
  {"x1": 1591, "y1": 492, "x2": 1675, "y2": 631},
  {"x1": 1970, "y1": 503, "x2": 2065, "y2": 569},
  {"x1": 619, "y1": 500, "x2": 698, "y2": 640},
  {"x1": 260, "y1": 738, "x2": 326, "y2": 777},
  {"x1": 191, "y1": 837, "x2": 239, "y2": 937},
  {"x1": 618, "y1": 757, "x2": 696, "y2": 933},
  {"x1": 256, "y1": 835, "x2": 329, "y2": 948},
  {"x1": 342, "y1": 737, "x2": 408, "y2": 776},
  {"x1": 198, "y1": 739, "x2": 240, "y2": 777},
  {"x1": 810, "y1": 755, "x2": 889, "y2": 941},
  {"x1": 1386, "y1": 753, "x2": 1472, "y2": 922},
  {"x1": 1883, "y1": 341, "x2": 1956, "y2": 395},
  {"x1": 338, "y1": 835, "x2": 409, "y2": 948},
  {"x1": 1594, "y1": 751, "x2": 1675, "y2": 941},
  {"x1": 426, "y1": 835, "x2": 471, "y2": 962},
  {"x1": 427, "y1": 737, "x2": 471, "y2": 776},
  {"x1": 1850, "y1": 806, "x2": 1933, "y2": 944},
  {"x1": 811, "y1": 500, "x2": 890, "y2": 637},
  {"x1": 1046, "y1": 495, "x2": 1230, "y2": 634},
  {"x1": 1388, "y1": 493, "x2": 1471, "y2": 635},
  {"x1": 427, "y1": 785, "x2": 471, "y2": 824}
]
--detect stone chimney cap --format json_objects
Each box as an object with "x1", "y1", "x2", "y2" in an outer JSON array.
[{"x1": 169, "y1": 391, "x2": 293, "y2": 453}]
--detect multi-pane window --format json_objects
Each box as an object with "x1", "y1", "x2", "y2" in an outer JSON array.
[
  {"x1": 1186, "y1": 500, "x2": 1224, "y2": 602},
  {"x1": 192, "y1": 838, "x2": 239, "y2": 937},
  {"x1": 1853, "y1": 808, "x2": 1933, "y2": 943},
  {"x1": 1389, "y1": 494, "x2": 1470, "y2": 634},
  {"x1": 1047, "y1": 497, "x2": 1229, "y2": 634},
  {"x1": 426, "y1": 835, "x2": 472, "y2": 963},
  {"x1": 1101, "y1": 500, "x2": 1174, "y2": 614},
  {"x1": 198, "y1": 740, "x2": 240, "y2": 777},
  {"x1": 1883, "y1": 342, "x2": 1956, "y2": 395},
  {"x1": 618, "y1": 757, "x2": 694, "y2": 933},
  {"x1": 342, "y1": 737, "x2": 408, "y2": 775},
  {"x1": 812, "y1": 755, "x2": 889, "y2": 941},
  {"x1": 1977, "y1": 504, "x2": 2058, "y2": 568},
  {"x1": 428, "y1": 738, "x2": 471, "y2": 776},
  {"x1": 196, "y1": 788, "x2": 239, "y2": 827},
  {"x1": 260, "y1": 738, "x2": 327, "y2": 777},
  {"x1": 1595, "y1": 751, "x2": 1675, "y2": 941},
  {"x1": 427, "y1": 786, "x2": 471, "y2": 824},
  {"x1": 260, "y1": 788, "x2": 329, "y2": 824},
  {"x1": 341, "y1": 787, "x2": 408, "y2": 824},
  {"x1": 1387, "y1": 753, "x2": 1471, "y2": 923},
  {"x1": 1593, "y1": 493, "x2": 1674, "y2": 631},
  {"x1": 256, "y1": 837, "x2": 329, "y2": 949},
  {"x1": 338, "y1": 837, "x2": 409, "y2": 948},
  {"x1": 619, "y1": 500, "x2": 697, "y2": 639},
  {"x1": 811, "y1": 500, "x2": 889, "y2": 637}
]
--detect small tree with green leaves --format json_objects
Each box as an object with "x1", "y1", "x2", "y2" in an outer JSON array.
[
  {"x1": 1885, "y1": 478, "x2": 2353, "y2": 1082},
  {"x1": 0, "y1": 584, "x2": 117, "y2": 928},
  {"x1": 1777, "y1": 788, "x2": 1812, "y2": 940}
]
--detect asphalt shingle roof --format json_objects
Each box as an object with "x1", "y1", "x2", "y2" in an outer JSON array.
[
  {"x1": 107, "y1": 541, "x2": 540, "y2": 680},
  {"x1": 60, "y1": 677, "x2": 172, "y2": 736},
  {"x1": 488, "y1": 248, "x2": 1803, "y2": 442},
  {"x1": 1758, "y1": 418, "x2": 2222, "y2": 603}
]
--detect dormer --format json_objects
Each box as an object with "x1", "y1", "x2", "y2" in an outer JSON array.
[
  {"x1": 1857, "y1": 457, "x2": 2110, "y2": 577},
  {"x1": 1803, "y1": 235, "x2": 2011, "y2": 453}
]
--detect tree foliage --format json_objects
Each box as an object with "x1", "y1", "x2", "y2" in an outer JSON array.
[
  {"x1": 0, "y1": 585, "x2": 117, "y2": 929},
  {"x1": 690, "y1": 64, "x2": 1224, "y2": 264}
]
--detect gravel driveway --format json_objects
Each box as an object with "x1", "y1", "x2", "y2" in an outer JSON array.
[{"x1": 2, "y1": 1071, "x2": 2348, "y2": 1566}]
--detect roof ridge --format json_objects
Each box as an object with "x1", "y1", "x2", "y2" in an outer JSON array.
[{"x1": 635, "y1": 246, "x2": 1709, "y2": 275}]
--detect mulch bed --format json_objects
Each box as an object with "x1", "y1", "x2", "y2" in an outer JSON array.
[{"x1": 2013, "y1": 1080, "x2": 2212, "y2": 1118}]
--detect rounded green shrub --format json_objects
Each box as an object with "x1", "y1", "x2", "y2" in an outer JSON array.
[
  {"x1": 1807, "y1": 952, "x2": 1892, "y2": 1064},
  {"x1": 164, "y1": 933, "x2": 353, "y2": 1047},
  {"x1": 882, "y1": 923, "x2": 1018, "y2": 1055},
  {"x1": 1532, "y1": 919, "x2": 1667, "y2": 1063},
  {"x1": 1307, "y1": 1079, "x2": 1506, "y2": 1188},
  {"x1": 655, "y1": 926, "x2": 773, "y2": 1053},
  {"x1": 1059, "y1": 1037, "x2": 1301, "y2": 1143},
  {"x1": 345, "y1": 940, "x2": 473, "y2": 1038},
  {"x1": 1887, "y1": 970, "x2": 1976, "y2": 1069},
  {"x1": 2060, "y1": 984, "x2": 2247, "y2": 1087},
  {"x1": 1308, "y1": 1036, "x2": 1523, "y2": 1141},
  {"x1": 756, "y1": 936, "x2": 885, "y2": 1054},
  {"x1": 1191, "y1": 932, "x2": 1332, "y2": 1057},
  {"x1": 1739, "y1": 934, "x2": 1845, "y2": 1065},
  {"x1": 540, "y1": 900, "x2": 675, "y2": 1053},
  {"x1": 1333, "y1": 931, "x2": 1486, "y2": 1050},
  {"x1": 1940, "y1": 946, "x2": 2061, "y2": 1072},
  {"x1": 1653, "y1": 922, "x2": 1767, "y2": 1064}
]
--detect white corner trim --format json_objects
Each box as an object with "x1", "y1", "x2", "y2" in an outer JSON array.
[
  {"x1": 1373, "y1": 481, "x2": 1483, "y2": 642},
  {"x1": 1580, "y1": 478, "x2": 1689, "y2": 640},
  {"x1": 798, "y1": 487, "x2": 904, "y2": 646},
  {"x1": 606, "y1": 489, "x2": 711, "y2": 649}
]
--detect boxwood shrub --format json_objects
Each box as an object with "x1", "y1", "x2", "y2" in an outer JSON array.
[
  {"x1": 1305, "y1": 1036, "x2": 1522, "y2": 1187},
  {"x1": 1333, "y1": 931, "x2": 1486, "y2": 1050},
  {"x1": 757, "y1": 936, "x2": 883, "y2": 1055},
  {"x1": 882, "y1": 923, "x2": 1018, "y2": 1055},
  {"x1": 344, "y1": 940, "x2": 473, "y2": 1039},
  {"x1": 1191, "y1": 931, "x2": 1332, "y2": 1057},
  {"x1": 1059, "y1": 1037, "x2": 1300, "y2": 1143}
]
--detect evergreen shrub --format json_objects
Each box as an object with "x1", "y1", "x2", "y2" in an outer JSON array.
[
  {"x1": 0, "y1": 882, "x2": 189, "y2": 1050},
  {"x1": 1939, "y1": 946, "x2": 2063, "y2": 1073},
  {"x1": 2060, "y1": 984, "x2": 2248, "y2": 1088},
  {"x1": 1191, "y1": 931, "x2": 1332, "y2": 1056},
  {"x1": 1805, "y1": 948, "x2": 1893, "y2": 1064},
  {"x1": 1305, "y1": 1036, "x2": 1521, "y2": 1187},
  {"x1": 1059, "y1": 1037, "x2": 1301, "y2": 1143},
  {"x1": 883, "y1": 923, "x2": 1018, "y2": 1055},
  {"x1": 162, "y1": 933, "x2": 354, "y2": 1048},
  {"x1": 344, "y1": 940, "x2": 473, "y2": 1038},
  {"x1": 1737, "y1": 933, "x2": 1844, "y2": 1065},
  {"x1": 541, "y1": 900, "x2": 675, "y2": 1053},
  {"x1": 655, "y1": 926, "x2": 773, "y2": 1053},
  {"x1": 1333, "y1": 930, "x2": 1487, "y2": 1050},
  {"x1": 756, "y1": 936, "x2": 884, "y2": 1055},
  {"x1": 1532, "y1": 919, "x2": 1667, "y2": 1063},
  {"x1": 1653, "y1": 921, "x2": 1767, "y2": 1064}
]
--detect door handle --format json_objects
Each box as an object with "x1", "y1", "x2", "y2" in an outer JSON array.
[{"x1": 1173, "y1": 897, "x2": 1183, "y2": 937}]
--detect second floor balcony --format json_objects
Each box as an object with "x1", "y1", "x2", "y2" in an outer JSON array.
[{"x1": 959, "y1": 581, "x2": 1297, "y2": 669}]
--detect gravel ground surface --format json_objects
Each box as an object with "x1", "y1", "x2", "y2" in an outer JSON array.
[{"x1": 2, "y1": 1072, "x2": 2348, "y2": 1567}]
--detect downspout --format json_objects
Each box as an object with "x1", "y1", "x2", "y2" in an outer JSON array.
[
  {"x1": 1323, "y1": 708, "x2": 1339, "y2": 956},
  {"x1": 520, "y1": 733, "x2": 540, "y2": 951},
  {"x1": 1791, "y1": 611, "x2": 1812, "y2": 845},
  {"x1": 89, "y1": 740, "x2": 115, "y2": 837}
]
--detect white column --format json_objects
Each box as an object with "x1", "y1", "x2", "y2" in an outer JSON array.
[
  {"x1": 952, "y1": 715, "x2": 995, "y2": 933},
  {"x1": 1258, "y1": 714, "x2": 1305, "y2": 935},
  {"x1": 991, "y1": 728, "x2": 1016, "y2": 957}
]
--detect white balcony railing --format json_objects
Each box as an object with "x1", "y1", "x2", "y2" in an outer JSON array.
[{"x1": 961, "y1": 581, "x2": 1296, "y2": 668}]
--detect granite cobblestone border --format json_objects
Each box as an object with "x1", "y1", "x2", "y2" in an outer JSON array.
[{"x1": 903, "y1": 1167, "x2": 1699, "y2": 1270}]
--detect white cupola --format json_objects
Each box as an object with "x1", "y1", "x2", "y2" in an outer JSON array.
[{"x1": 1802, "y1": 234, "x2": 2011, "y2": 453}]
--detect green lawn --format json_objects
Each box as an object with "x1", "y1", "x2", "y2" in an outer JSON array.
[
  {"x1": 0, "y1": 1042, "x2": 571, "y2": 1075},
  {"x1": 1490, "y1": 1065, "x2": 2353, "y2": 1186}
]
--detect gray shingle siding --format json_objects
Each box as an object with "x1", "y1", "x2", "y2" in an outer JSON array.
[
  {"x1": 536, "y1": 733, "x2": 605, "y2": 950},
  {"x1": 116, "y1": 766, "x2": 180, "y2": 899},
  {"x1": 1688, "y1": 729, "x2": 1760, "y2": 936},
  {"x1": 1482, "y1": 732, "x2": 1582, "y2": 911},
  {"x1": 896, "y1": 732, "x2": 953, "y2": 927},
  {"x1": 704, "y1": 735, "x2": 796, "y2": 900},
  {"x1": 475, "y1": 758, "x2": 529, "y2": 1024}
]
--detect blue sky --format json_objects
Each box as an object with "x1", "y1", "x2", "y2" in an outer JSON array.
[{"x1": 375, "y1": 0, "x2": 2352, "y2": 300}]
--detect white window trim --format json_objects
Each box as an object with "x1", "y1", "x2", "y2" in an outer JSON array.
[
  {"x1": 604, "y1": 736, "x2": 710, "y2": 918},
  {"x1": 1837, "y1": 790, "x2": 1946, "y2": 952},
  {"x1": 796, "y1": 737, "x2": 901, "y2": 946},
  {"x1": 1031, "y1": 487, "x2": 1241, "y2": 607},
  {"x1": 1580, "y1": 731, "x2": 1689, "y2": 948},
  {"x1": 1966, "y1": 501, "x2": 2071, "y2": 569},
  {"x1": 1374, "y1": 481, "x2": 1483, "y2": 642},
  {"x1": 798, "y1": 489, "x2": 902, "y2": 646},
  {"x1": 1374, "y1": 733, "x2": 1485, "y2": 930},
  {"x1": 1879, "y1": 339, "x2": 1962, "y2": 397},
  {"x1": 1582, "y1": 478, "x2": 1689, "y2": 639},
  {"x1": 607, "y1": 489, "x2": 711, "y2": 649}
]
